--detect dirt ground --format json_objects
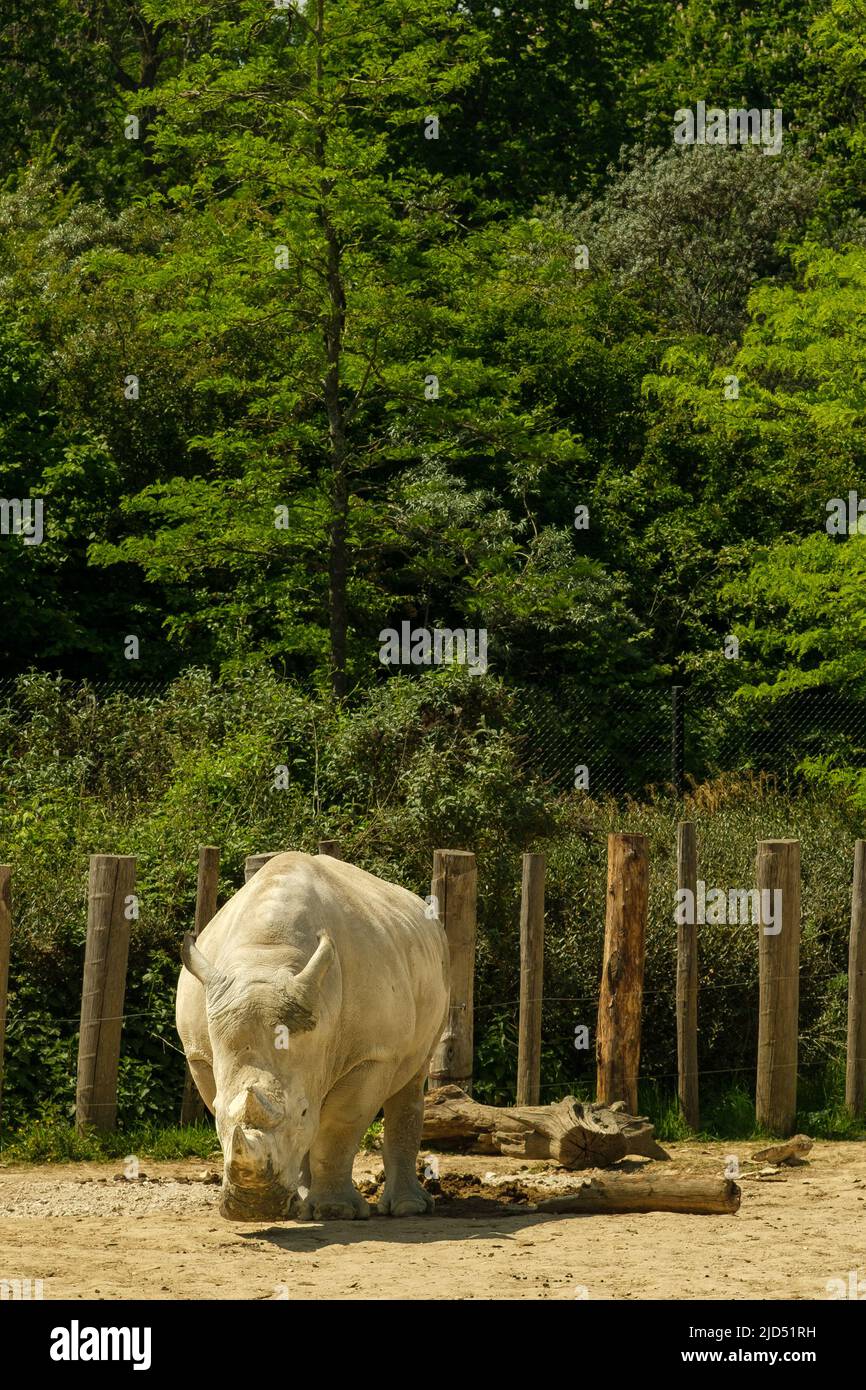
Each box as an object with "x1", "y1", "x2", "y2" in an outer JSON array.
[{"x1": 1, "y1": 1140, "x2": 864, "y2": 1300}]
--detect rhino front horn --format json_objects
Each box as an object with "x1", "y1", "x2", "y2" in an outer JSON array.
[{"x1": 227, "y1": 1125, "x2": 261, "y2": 1181}]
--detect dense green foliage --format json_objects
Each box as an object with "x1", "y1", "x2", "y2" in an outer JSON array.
[
  {"x1": 0, "y1": 672, "x2": 862, "y2": 1139},
  {"x1": 0, "y1": 1, "x2": 863, "y2": 722},
  {"x1": 2, "y1": 2, "x2": 866, "y2": 1139}
]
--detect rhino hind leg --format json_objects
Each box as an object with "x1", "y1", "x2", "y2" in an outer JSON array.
[
  {"x1": 378, "y1": 1067, "x2": 435, "y2": 1218},
  {"x1": 297, "y1": 1063, "x2": 384, "y2": 1221}
]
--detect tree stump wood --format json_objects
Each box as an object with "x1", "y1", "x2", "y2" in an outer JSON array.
[
  {"x1": 750, "y1": 1135, "x2": 813, "y2": 1166},
  {"x1": 422, "y1": 1085, "x2": 670, "y2": 1169}
]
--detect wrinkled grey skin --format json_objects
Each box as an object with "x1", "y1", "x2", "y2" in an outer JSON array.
[{"x1": 176, "y1": 853, "x2": 449, "y2": 1221}]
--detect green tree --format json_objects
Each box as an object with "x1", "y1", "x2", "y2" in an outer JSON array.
[
  {"x1": 644, "y1": 242, "x2": 866, "y2": 755},
  {"x1": 644, "y1": 0, "x2": 827, "y2": 151},
  {"x1": 80, "y1": 0, "x2": 633, "y2": 694},
  {"x1": 431, "y1": 0, "x2": 672, "y2": 205},
  {"x1": 561, "y1": 144, "x2": 820, "y2": 340},
  {"x1": 82, "y1": 0, "x2": 489, "y2": 692},
  {"x1": 0, "y1": 313, "x2": 133, "y2": 673},
  {"x1": 0, "y1": 1, "x2": 197, "y2": 199},
  {"x1": 725, "y1": 533, "x2": 866, "y2": 700}
]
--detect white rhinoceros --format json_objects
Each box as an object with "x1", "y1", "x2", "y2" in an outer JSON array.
[{"x1": 176, "y1": 852, "x2": 449, "y2": 1221}]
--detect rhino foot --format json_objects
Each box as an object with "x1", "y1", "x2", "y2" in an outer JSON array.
[
  {"x1": 378, "y1": 1178, "x2": 435, "y2": 1217},
  {"x1": 297, "y1": 1187, "x2": 371, "y2": 1222}
]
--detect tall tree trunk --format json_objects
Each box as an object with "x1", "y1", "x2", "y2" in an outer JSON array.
[
  {"x1": 317, "y1": 0, "x2": 348, "y2": 699},
  {"x1": 100, "y1": 8, "x2": 166, "y2": 181},
  {"x1": 327, "y1": 440, "x2": 348, "y2": 699},
  {"x1": 321, "y1": 208, "x2": 348, "y2": 700}
]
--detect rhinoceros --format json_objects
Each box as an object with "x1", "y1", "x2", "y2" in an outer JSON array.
[{"x1": 176, "y1": 852, "x2": 449, "y2": 1221}]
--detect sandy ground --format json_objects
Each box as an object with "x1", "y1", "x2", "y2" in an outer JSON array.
[{"x1": 0, "y1": 1141, "x2": 864, "y2": 1300}]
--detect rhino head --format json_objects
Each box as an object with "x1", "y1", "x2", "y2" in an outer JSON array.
[{"x1": 181, "y1": 932, "x2": 334, "y2": 1220}]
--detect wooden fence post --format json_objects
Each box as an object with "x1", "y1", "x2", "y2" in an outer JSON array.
[
  {"x1": 0, "y1": 867, "x2": 11, "y2": 1127},
  {"x1": 516, "y1": 853, "x2": 545, "y2": 1106},
  {"x1": 180, "y1": 846, "x2": 220, "y2": 1125},
  {"x1": 318, "y1": 840, "x2": 342, "y2": 859},
  {"x1": 596, "y1": 833, "x2": 648, "y2": 1114},
  {"x1": 676, "y1": 822, "x2": 699, "y2": 1129},
  {"x1": 244, "y1": 852, "x2": 278, "y2": 882},
  {"x1": 428, "y1": 850, "x2": 476, "y2": 1096},
  {"x1": 846, "y1": 839, "x2": 866, "y2": 1117},
  {"x1": 756, "y1": 839, "x2": 800, "y2": 1137},
  {"x1": 76, "y1": 855, "x2": 136, "y2": 1133}
]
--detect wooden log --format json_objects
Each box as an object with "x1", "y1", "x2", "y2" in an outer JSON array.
[
  {"x1": 76, "y1": 855, "x2": 136, "y2": 1133},
  {"x1": 751, "y1": 1135, "x2": 812, "y2": 1165},
  {"x1": 318, "y1": 840, "x2": 342, "y2": 859},
  {"x1": 244, "y1": 852, "x2": 278, "y2": 882},
  {"x1": 596, "y1": 833, "x2": 648, "y2": 1114},
  {"x1": 846, "y1": 840, "x2": 866, "y2": 1116},
  {"x1": 428, "y1": 851, "x2": 476, "y2": 1095},
  {"x1": 181, "y1": 846, "x2": 220, "y2": 1125},
  {"x1": 516, "y1": 853, "x2": 545, "y2": 1106},
  {"x1": 756, "y1": 839, "x2": 800, "y2": 1137},
  {"x1": 534, "y1": 1175, "x2": 740, "y2": 1217},
  {"x1": 676, "y1": 821, "x2": 699, "y2": 1129},
  {"x1": 422, "y1": 1084, "x2": 670, "y2": 1168},
  {"x1": 0, "y1": 867, "x2": 10, "y2": 1126}
]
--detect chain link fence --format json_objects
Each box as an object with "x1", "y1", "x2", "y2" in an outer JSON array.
[
  {"x1": 512, "y1": 682, "x2": 866, "y2": 799},
  {"x1": 1, "y1": 672, "x2": 865, "y2": 800}
]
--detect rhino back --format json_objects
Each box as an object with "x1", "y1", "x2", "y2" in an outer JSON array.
[{"x1": 194, "y1": 853, "x2": 448, "y2": 1068}]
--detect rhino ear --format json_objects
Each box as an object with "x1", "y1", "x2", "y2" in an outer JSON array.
[
  {"x1": 182, "y1": 934, "x2": 223, "y2": 990},
  {"x1": 293, "y1": 933, "x2": 334, "y2": 997}
]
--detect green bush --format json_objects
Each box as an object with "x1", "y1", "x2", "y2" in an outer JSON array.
[{"x1": 0, "y1": 670, "x2": 862, "y2": 1142}]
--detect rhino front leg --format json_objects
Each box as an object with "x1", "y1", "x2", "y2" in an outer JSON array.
[
  {"x1": 298, "y1": 1150, "x2": 311, "y2": 1195},
  {"x1": 297, "y1": 1063, "x2": 383, "y2": 1221},
  {"x1": 186, "y1": 1055, "x2": 216, "y2": 1115},
  {"x1": 379, "y1": 1067, "x2": 435, "y2": 1217}
]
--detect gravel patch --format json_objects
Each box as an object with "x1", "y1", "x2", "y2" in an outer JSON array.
[{"x1": 0, "y1": 1177, "x2": 222, "y2": 1219}]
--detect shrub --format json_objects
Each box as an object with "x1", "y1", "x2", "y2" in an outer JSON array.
[{"x1": 0, "y1": 669, "x2": 861, "y2": 1137}]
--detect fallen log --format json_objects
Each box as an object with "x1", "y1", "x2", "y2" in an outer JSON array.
[
  {"x1": 422, "y1": 1085, "x2": 670, "y2": 1169},
  {"x1": 751, "y1": 1135, "x2": 813, "y2": 1165},
  {"x1": 533, "y1": 1175, "x2": 741, "y2": 1216}
]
